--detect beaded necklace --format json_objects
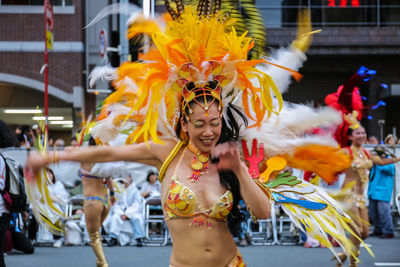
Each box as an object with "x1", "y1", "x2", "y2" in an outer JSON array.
[{"x1": 187, "y1": 142, "x2": 210, "y2": 183}]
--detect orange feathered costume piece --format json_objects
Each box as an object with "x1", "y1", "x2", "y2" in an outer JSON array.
[{"x1": 281, "y1": 145, "x2": 351, "y2": 184}]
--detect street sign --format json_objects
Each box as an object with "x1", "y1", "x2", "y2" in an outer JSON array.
[
  {"x1": 46, "y1": 30, "x2": 54, "y2": 50},
  {"x1": 99, "y1": 30, "x2": 107, "y2": 58}
]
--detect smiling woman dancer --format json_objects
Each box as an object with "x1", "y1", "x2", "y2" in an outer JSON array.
[
  {"x1": 26, "y1": 2, "x2": 362, "y2": 266},
  {"x1": 27, "y1": 70, "x2": 268, "y2": 267}
]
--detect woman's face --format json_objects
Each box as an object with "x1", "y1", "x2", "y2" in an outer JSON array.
[
  {"x1": 386, "y1": 137, "x2": 394, "y2": 145},
  {"x1": 148, "y1": 174, "x2": 157, "y2": 184},
  {"x1": 350, "y1": 127, "x2": 367, "y2": 146},
  {"x1": 181, "y1": 102, "x2": 222, "y2": 153},
  {"x1": 47, "y1": 170, "x2": 55, "y2": 184}
]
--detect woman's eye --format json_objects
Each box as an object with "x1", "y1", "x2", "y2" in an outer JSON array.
[
  {"x1": 194, "y1": 123, "x2": 203, "y2": 128},
  {"x1": 211, "y1": 122, "x2": 220, "y2": 126}
]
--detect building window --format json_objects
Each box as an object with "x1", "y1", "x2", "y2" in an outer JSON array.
[
  {"x1": 259, "y1": 0, "x2": 400, "y2": 27},
  {"x1": 1, "y1": 0, "x2": 72, "y2": 5}
]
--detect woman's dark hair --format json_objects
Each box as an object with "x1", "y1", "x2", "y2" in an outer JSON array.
[
  {"x1": 15, "y1": 133, "x2": 26, "y2": 147},
  {"x1": 46, "y1": 167, "x2": 56, "y2": 184},
  {"x1": 146, "y1": 171, "x2": 157, "y2": 182},
  {"x1": 0, "y1": 120, "x2": 16, "y2": 148},
  {"x1": 345, "y1": 127, "x2": 353, "y2": 147},
  {"x1": 175, "y1": 90, "x2": 248, "y2": 221},
  {"x1": 88, "y1": 136, "x2": 96, "y2": 146}
]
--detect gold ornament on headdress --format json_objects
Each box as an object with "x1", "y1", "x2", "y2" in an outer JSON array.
[
  {"x1": 177, "y1": 61, "x2": 225, "y2": 118},
  {"x1": 344, "y1": 110, "x2": 361, "y2": 130}
]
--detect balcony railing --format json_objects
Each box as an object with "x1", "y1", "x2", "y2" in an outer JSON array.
[{"x1": 257, "y1": 2, "x2": 400, "y2": 28}]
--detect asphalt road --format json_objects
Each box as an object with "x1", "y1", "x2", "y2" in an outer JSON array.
[{"x1": 6, "y1": 235, "x2": 400, "y2": 267}]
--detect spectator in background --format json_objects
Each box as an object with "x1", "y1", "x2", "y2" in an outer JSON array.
[
  {"x1": 54, "y1": 139, "x2": 65, "y2": 148},
  {"x1": 31, "y1": 124, "x2": 44, "y2": 149},
  {"x1": 384, "y1": 134, "x2": 397, "y2": 146},
  {"x1": 15, "y1": 125, "x2": 32, "y2": 148},
  {"x1": 15, "y1": 134, "x2": 30, "y2": 148},
  {"x1": 0, "y1": 120, "x2": 16, "y2": 267},
  {"x1": 5, "y1": 213, "x2": 34, "y2": 255},
  {"x1": 140, "y1": 172, "x2": 161, "y2": 199},
  {"x1": 70, "y1": 137, "x2": 79, "y2": 147},
  {"x1": 367, "y1": 136, "x2": 379, "y2": 145},
  {"x1": 368, "y1": 146, "x2": 396, "y2": 239},
  {"x1": 47, "y1": 168, "x2": 70, "y2": 248},
  {"x1": 108, "y1": 176, "x2": 144, "y2": 247},
  {"x1": 228, "y1": 200, "x2": 251, "y2": 246}
]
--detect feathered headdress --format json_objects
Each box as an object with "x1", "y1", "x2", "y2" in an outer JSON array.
[
  {"x1": 93, "y1": 2, "x2": 303, "y2": 145},
  {"x1": 325, "y1": 66, "x2": 376, "y2": 147}
]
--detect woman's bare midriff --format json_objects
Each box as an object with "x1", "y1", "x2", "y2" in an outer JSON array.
[
  {"x1": 82, "y1": 177, "x2": 107, "y2": 198},
  {"x1": 343, "y1": 169, "x2": 367, "y2": 194},
  {"x1": 167, "y1": 219, "x2": 237, "y2": 267}
]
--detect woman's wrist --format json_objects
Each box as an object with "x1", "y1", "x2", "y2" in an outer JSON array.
[
  {"x1": 233, "y1": 161, "x2": 250, "y2": 180},
  {"x1": 46, "y1": 151, "x2": 59, "y2": 164}
]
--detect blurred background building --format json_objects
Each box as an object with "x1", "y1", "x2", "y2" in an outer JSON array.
[
  {"x1": 0, "y1": 0, "x2": 399, "y2": 142},
  {"x1": 262, "y1": 0, "x2": 400, "y2": 141}
]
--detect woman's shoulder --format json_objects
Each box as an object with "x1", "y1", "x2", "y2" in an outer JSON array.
[{"x1": 149, "y1": 139, "x2": 179, "y2": 162}]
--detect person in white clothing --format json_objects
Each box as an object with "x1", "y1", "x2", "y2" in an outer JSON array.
[
  {"x1": 108, "y1": 175, "x2": 144, "y2": 247},
  {"x1": 140, "y1": 172, "x2": 161, "y2": 199},
  {"x1": 47, "y1": 168, "x2": 70, "y2": 248}
]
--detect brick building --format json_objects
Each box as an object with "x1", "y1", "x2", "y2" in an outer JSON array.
[{"x1": 0, "y1": 0, "x2": 85, "y2": 142}]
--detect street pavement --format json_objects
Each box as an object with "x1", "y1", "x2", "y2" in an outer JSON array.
[{"x1": 5, "y1": 235, "x2": 400, "y2": 267}]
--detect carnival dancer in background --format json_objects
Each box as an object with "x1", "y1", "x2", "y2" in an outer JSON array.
[
  {"x1": 325, "y1": 68, "x2": 400, "y2": 266},
  {"x1": 26, "y1": 1, "x2": 366, "y2": 266},
  {"x1": 336, "y1": 123, "x2": 399, "y2": 267},
  {"x1": 79, "y1": 137, "x2": 115, "y2": 267}
]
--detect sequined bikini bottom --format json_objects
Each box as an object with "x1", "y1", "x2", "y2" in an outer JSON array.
[{"x1": 169, "y1": 249, "x2": 245, "y2": 267}]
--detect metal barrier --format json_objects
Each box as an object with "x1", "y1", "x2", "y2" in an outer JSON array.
[
  {"x1": 2, "y1": 145, "x2": 400, "y2": 245},
  {"x1": 143, "y1": 197, "x2": 169, "y2": 246},
  {"x1": 247, "y1": 204, "x2": 278, "y2": 245}
]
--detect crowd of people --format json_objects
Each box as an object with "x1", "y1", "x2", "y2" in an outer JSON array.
[{"x1": 14, "y1": 124, "x2": 76, "y2": 150}]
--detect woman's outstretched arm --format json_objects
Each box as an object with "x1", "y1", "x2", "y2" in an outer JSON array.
[{"x1": 26, "y1": 140, "x2": 176, "y2": 173}]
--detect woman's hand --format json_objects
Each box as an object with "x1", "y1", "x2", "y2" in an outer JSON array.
[
  {"x1": 25, "y1": 151, "x2": 48, "y2": 175},
  {"x1": 212, "y1": 142, "x2": 245, "y2": 175}
]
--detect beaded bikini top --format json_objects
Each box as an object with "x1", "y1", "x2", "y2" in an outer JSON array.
[
  {"x1": 163, "y1": 146, "x2": 233, "y2": 228},
  {"x1": 346, "y1": 145, "x2": 372, "y2": 184}
]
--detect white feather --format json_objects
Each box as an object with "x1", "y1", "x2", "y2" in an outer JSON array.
[
  {"x1": 85, "y1": 3, "x2": 142, "y2": 28},
  {"x1": 89, "y1": 65, "x2": 117, "y2": 88},
  {"x1": 91, "y1": 161, "x2": 127, "y2": 178},
  {"x1": 243, "y1": 104, "x2": 341, "y2": 157},
  {"x1": 258, "y1": 47, "x2": 307, "y2": 94}
]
